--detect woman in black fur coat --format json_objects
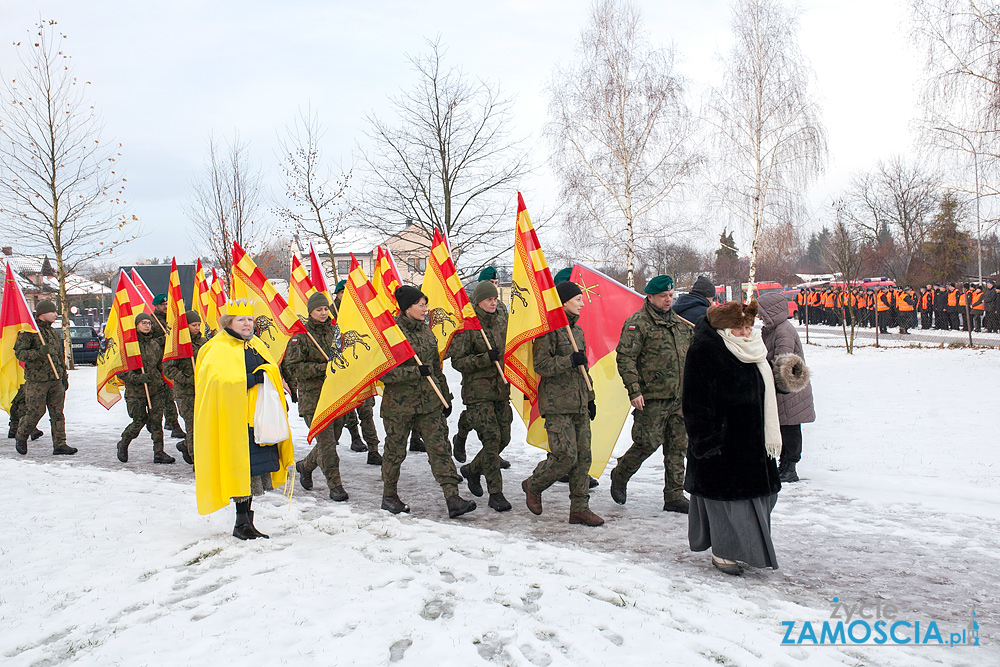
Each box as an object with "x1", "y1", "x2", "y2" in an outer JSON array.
[{"x1": 682, "y1": 300, "x2": 782, "y2": 576}]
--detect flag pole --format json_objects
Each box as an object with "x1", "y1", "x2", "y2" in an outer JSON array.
[
  {"x1": 411, "y1": 352, "x2": 449, "y2": 408},
  {"x1": 562, "y1": 324, "x2": 593, "y2": 391},
  {"x1": 139, "y1": 363, "x2": 152, "y2": 408},
  {"x1": 35, "y1": 330, "x2": 60, "y2": 378},
  {"x1": 478, "y1": 329, "x2": 508, "y2": 384}
]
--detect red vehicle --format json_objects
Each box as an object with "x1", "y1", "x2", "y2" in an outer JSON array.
[{"x1": 714, "y1": 282, "x2": 796, "y2": 318}]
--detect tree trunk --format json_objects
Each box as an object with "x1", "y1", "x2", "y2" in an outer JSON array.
[{"x1": 55, "y1": 253, "x2": 75, "y2": 370}]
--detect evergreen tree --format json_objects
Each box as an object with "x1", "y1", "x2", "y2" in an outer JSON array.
[{"x1": 924, "y1": 193, "x2": 972, "y2": 282}]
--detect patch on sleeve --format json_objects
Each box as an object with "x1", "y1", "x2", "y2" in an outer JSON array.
[{"x1": 627, "y1": 325, "x2": 637, "y2": 331}]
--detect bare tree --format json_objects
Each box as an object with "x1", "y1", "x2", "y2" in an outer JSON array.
[
  {"x1": 825, "y1": 208, "x2": 867, "y2": 353},
  {"x1": 274, "y1": 107, "x2": 353, "y2": 283},
  {"x1": 0, "y1": 21, "x2": 138, "y2": 369},
  {"x1": 187, "y1": 133, "x2": 267, "y2": 285},
  {"x1": 358, "y1": 38, "x2": 530, "y2": 278},
  {"x1": 705, "y1": 0, "x2": 828, "y2": 293},
  {"x1": 636, "y1": 239, "x2": 707, "y2": 291},
  {"x1": 546, "y1": 0, "x2": 698, "y2": 289},
  {"x1": 839, "y1": 156, "x2": 940, "y2": 282}
]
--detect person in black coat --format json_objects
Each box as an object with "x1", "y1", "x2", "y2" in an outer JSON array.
[
  {"x1": 672, "y1": 275, "x2": 715, "y2": 325},
  {"x1": 682, "y1": 300, "x2": 783, "y2": 576}
]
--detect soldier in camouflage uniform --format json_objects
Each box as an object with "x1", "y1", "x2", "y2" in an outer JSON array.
[
  {"x1": 116, "y1": 312, "x2": 174, "y2": 463},
  {"x1": 163, "y1": 311, "x2": 207, "y2": 465},
  {"x1": 452, "y1": 266, "x2": 510, "y2": 467},
  {"x1": 380, "y1": 286, "x2": 477, "y2": 518},
  {"x1": 345, "y1": 397, "x2": 382, "y2": 464},
  {"x1": 451, "y1": 281, "x2": 512, "y2": 512},
  {"x1": 150, "y1": 293, "x2": 185, "y2": 439},
  {"x1": 290, "y1": 292, "x2": 349, "y2": 501},
  {"x1": 8, "y1": 384, "x2": 43, "y2": 441},
  {"x1": 521, "y1": 282, "x2": 603, "y2": 526},
  {"x1": 13, "y1": 300, "x2": 75, "y2": 455},
  {"x1": 611, "y1": 274, "x2": 692, "y2": 513}
]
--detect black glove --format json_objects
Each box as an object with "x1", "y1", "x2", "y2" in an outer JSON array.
[
  {"x1": 288, "y1": 387, "x2": 298, "y2": 403},
  {"x1": 61, "y1": 376, "x2": 69, "y2": 391},
  {"x1": 418, "y1": 364, "x2": 432, "y2": 377},
  {"x1": 487, "y1": 349, "x2": 501, "y2": 363},
  {"x1": 571, "y1": 351, "x2": 587, "y2": 367},
  {"x1": 38, "y1": 345, "x2": 50, "y2": 356},
  {"x1": 588, "y1": 400, "x2": 596, "y2": 421},
  {"x1": 442, "y1": 405, "x2": 452, "y2": 418},
  {"x1": 253, "y1": 369, "x2": 265, "y2": 385}
]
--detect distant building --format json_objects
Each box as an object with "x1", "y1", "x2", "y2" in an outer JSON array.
[{"x1": 1, "y1": 246, "x2": 111, "y2": 323}]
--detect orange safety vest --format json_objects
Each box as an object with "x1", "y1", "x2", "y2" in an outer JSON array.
[
  {"x1": 876, "y1": 290, "x2": 891, "y2": 312},
  {"x1": 824, "y1": 292, "x2": 835, "y2": 308},
  {"x1": 897, "y1": 292, "x2": 915, "y2": 312},
  {"x1": 972, "y1": 289, "x2": 985, "y2": 311},
  {"x1": 797, "y1": 292, "x2": 806, "y2": 306},
  {"x1": 920, "y1": 291, "x2": 933, "y2": 310},
  {"x1": 947, "y1": 290, "x2": 958, "y2": 307}
]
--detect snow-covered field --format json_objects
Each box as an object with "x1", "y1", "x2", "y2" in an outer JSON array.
[{"x1": 1, "y1": 345, "x2": 997, "y2": 666}]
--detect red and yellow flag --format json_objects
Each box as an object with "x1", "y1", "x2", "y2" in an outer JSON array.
[
  {"x1": 568, "y1": 263, "x2": 644, "y2": 476},
  {"x1": 207, "y1": 268, "x2": 226, "y2": 332},
  {"x1": 230, "y1": 241, "x2": 306, "y2": 363},
  {"x1": 420, "y1": 229, "x2": 481, "y2": 356},
  {"x1": 307, "y1": 254, "x2": 415, "y2": 442},
  {"x1": 372, "y1": 245, "x2": 401, "y2": 315},
  {"x1": 503, "y1": 193, "x2": 573, "y2": 462},
  {"x1": 0, "y1": 260, "x2": 38, "y2": 413},
  {"x1": 163, "y1": 258, "x2": 193, "y2": 363},
  {"x1": 97, "y1": 271, "x2": 146, "y2": 409},
  {"x1": 131, "y1": 269, "x2": 155, "y2": 308},
  {"x1": 309, "y1": 242, "x2": 333, "y2": 304},
  {"x1": 289, "y1": 253, "x2": 317, "y2": 320},
  {"x1": 193, "y1": 259, "x2": 211, "y2": 334}
]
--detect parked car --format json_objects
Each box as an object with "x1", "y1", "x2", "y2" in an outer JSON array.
[{"x1": 70, "y1": 325, "x2": 104, "y2": 365}]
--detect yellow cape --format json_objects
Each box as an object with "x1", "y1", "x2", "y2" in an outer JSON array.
[{"x1": 194, "y1": 331, "x2": 295, "y2": 515}]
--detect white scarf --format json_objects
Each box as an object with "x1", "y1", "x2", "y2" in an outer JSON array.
[{"x1": 718, "y1": 327, "x2": 782, "y2": 459}]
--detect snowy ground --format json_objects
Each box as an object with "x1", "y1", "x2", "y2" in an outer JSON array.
[{"x1": 1, "y1": 346, "x2": 997, "y2": 666}]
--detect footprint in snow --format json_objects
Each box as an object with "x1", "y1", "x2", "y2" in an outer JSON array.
[
  {"x1": 420, "y1": 598, "x2": 455, "y2": 620},
  {"x1": 389, "y1": 638, "x2": 412, "y2": 662}
]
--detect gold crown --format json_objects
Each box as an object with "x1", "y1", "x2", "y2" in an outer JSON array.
[{"x1": 225, "y1": 299, "x2": 255, "y2": 316}]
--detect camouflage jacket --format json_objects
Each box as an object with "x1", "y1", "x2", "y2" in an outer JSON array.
[
  {"x1": 121, "y1": 330, "x2": 167, "y2": 398},
  {"x1": 450, "y1": 303, "x2": 509, "y2": 404},
  {"x1": 616, "y1": 298, "x2": 692, "y2": 401},
  {"x1": 286, "y1": 317, "x2": 336, "y2": 395},
  {"x1": 533, "y1": 313, "x2": 593, "y2": 417},
  {"x1": 381, "y1": 313, "x2": 453, "y2": 415},
  {"x1": 151, "y1": 311, "x2": 169, "y2": 340},
  {"x1": 163, "y1": 332, "x2": 207, "y2": 398},
  {"x1": 14, "y1": 321, "x2": 66, "y2": 383}
]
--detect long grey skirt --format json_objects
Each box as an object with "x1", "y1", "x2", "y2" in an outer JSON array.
[{"x1": 688, "y1": 493, "x2": 779, "y2": 569}]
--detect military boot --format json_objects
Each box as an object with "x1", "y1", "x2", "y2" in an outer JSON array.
[
  {"x1": 153, "y1": 451, "x2": 176, "y2": 464},
  {"x1": 170, "y1": 425, "x2": 186, "y2": 440},
  {"x1": 52, "y1": 444, "x2": 78, "y2": 455},
  {"x1": 116, "y1": 437, "x2": 131, "y2": 463},
  {"x1": 460, "y1": 464, "x2": 483, "y2": 497},
  {"x1": 15, "y1": 437, "x2": 27, "y2": 455},
  {"x1": 247, "y1": 510, "x2": 269, "y2": 539},
  {"x1": 488, "y1": 493, "x2": 512, "y2": 512},
  {"x1": 522, "y1": 479, "x2": 542, "y2": 515},
  {"x1": 295, "y1": 461, "x2": 313, "y2": 490},
  {"x1": 446, "y1": 495, "x2": 477, "y2": 519},
  {"x1": 348, "y1": 425, "x2": 366, "y2": 452},
  {"x1": 177, "y1": 442, "x2": 194, "y2": 465},
  {"x1": 498, "y1": 457, "x2": 511, "y2": 469},
  {"x1": 662, "y1": 498, "x2": 690, "y2": 514},
  {"x1": 233, "y1": 512, "x2": 258, "y2": 541},
  {"x1": 568, "y1": 509, "x2": 605, "y2": 526},
  {"x1": 367, "y1": 449, "x2": 383, "y2": 466},
  {"x1": 452, "y1": 432, "x2": 467, "y2": 463},
  {"x1": 329, "y1": 485, "x2": 349, "y2": 502},
  {"x1": 610, "y1": 468, "x2": 627, "y2": 505},
  {"x1": 409, "y1": 434, "x2": 426, "y2": 452},
  {"x1": 778, "y1": 459, "x2": 799, "y2": 483},
  {"x1": 381, "y1": 495, "x2": 410, "y2": 514},
  {"x1": 30, "y1": 429, "x2": 44, "y2": 441}
]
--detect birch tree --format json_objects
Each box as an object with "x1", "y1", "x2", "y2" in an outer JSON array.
[
  {"x1": 705, "y1": 0, "x2": 827, "y2": 293},
  {"x1": 547, "y1": 0, "x2": 697, "y2": 289}
]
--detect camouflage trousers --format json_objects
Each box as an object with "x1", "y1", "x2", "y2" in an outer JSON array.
[
  {"x1": 346, "y1": 397, "x2": 380, "y2": 451},
  {"x1": 8, "y1": 384, "x2": 26, "y2": 433},
  {"x1": 455, "y1": 408, "x2": 472, "y2": 440},
  {"x1": 16, "y1": 380, "x2": 66, "y2": 446},
  {"x1": 162, "y1": 384, "x2": 179, "y2": 428},
  {"x1": 300, "y1": 412, "x2": 344, "y2": 488},
  {"x1": 465, "y1": 400, "x2": 512, "y2": 494},
  {"x1": 175, "y1": 395, "x2": 195, "y2": 457},
  {"x1": 121, "y1": 392, "x2": 165, "y2": 452},
  {"x1": 526, "y1": 413, "x2": 592, "y2": 513},
  {"x1": 382, "y1": 409, "x2": 460, "y2": 499},
  {"x1": 614, "y1": 399, "x2": 687, "y2": 502}
]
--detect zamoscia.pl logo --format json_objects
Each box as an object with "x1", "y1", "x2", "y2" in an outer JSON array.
[{"x1": 781, "y1": 598, "x2": 980, "y2": 647}]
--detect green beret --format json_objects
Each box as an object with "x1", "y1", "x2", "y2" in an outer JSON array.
[
  {"x1": 307, "y1": 291, "x2": 330, "y2": 314},
  {"x1": 553, "y1": 267, "x2": 572, "y2": 284},
  {"x1": 35, "y1": 300, "x2": 57, "y2": 316},
  {"x1": 184, "y1": 310, "x2": 201, "y2": 324},
  {"x1": 152, "y1": 293, "x2": 168, "y2": 305},
  {"x1": 334, "y1": 280, "x2": 346, "y2": 294},
  {"x1": 644, "y1": 275, "x2": 674, "y2": 294},
  {"x1": 134, "y1": 312, "x2": 153, "y2": 325},
  {"x1": 472, "y1": 280, "x2": 499, "y2": 305},
  {"x1": 478, "y1": 267, "x2": 498, "y2": 281}
]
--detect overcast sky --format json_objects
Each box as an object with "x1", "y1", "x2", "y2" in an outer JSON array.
[{"x1": 0, "y1": 0, "x2": 923, "y2": 264}]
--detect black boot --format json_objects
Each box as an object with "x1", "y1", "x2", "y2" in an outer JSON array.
[
  {"x1": 30, "y1": 429, "x2": 43, "y2": 441},
  {"x1": 329, "y1": 485, "x2": 349, "y2": 502},
  {"x1": 367, "y1": 450, "x2": 383, "y2": 466},
  {"x1": 498, "y1": 457, "x2": 511, "y2": 469},
  {"x1": 588, "y1": 476, "x2": 599, "y2": 489},
  {"x1": 350, "y1": 437, "x2": 367, "y2": 453},
  {"x1": 177, "y1": 442, "x2": 194, "y2": 465},
  {"x1": 154, "y1": 451, "x2": 176, "y2": 464},
  {"x1": 295, "y1": 461, "x2": 313, "y2": 490},
  {"x1": 116, "y1": 437, "x2": 130, "y2": 463},
  {"x1": 409, "y1": 434, "x2": 426, "y2": 452},
  {"x1": 778, "y1": 459, "x2": 800, "y2": 483},
  {"x1": 233, "y1": 512, "x2": 258, "y2": 540},
  {"x1": 452, "y1": 432, "x2": 467, "y2": 463},
  {"x1": 663, "y1": 498, "x2": 690, "y2": 514},
  {"x1": 15, "y1": 437, "x2": 27, "y2": 455},
  {"x1": 381, "y1": 494, "x2": 410, "y2": 514},
  {"x1": 247, "y1": 510, "x2": 269, "y2": 539},
  {"x1": 52, "y1": 444, "x2": 78, "y2": 455},
  {"x1": 488, "y1": 493, "x2": 512, "y2": 512},
  {"x1": 610, "y1": 468, "x2": 627, "y2": 505},
  {"x1": 170, "y1": 426, "x2": 186, "y2": 440},
  {"x1": 446, "y1": 495, "x2": 477, "y2": 518},
  {"x1": 460, "y1": 464, "x2": 483, "y2": 497}
]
